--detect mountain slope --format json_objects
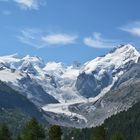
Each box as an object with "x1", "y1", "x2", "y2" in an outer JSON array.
[
  {"x1": 0, "y1": 80, "x2": 50, "y2": 135},
  {"x1": 0, "y1": 63, "x2": 59, "y2": 107},
  {"x1": 76, "y1": 44, "x2": 139, "y2": 98},
  {"x1": 0, "y1": 54, "x2": 84, "y2": 105},
  {"x1": 42, "y1": 44, "x2": 140, "y2": 128},
  {"x1": 63, "y1": 100, "x2": 140, "y2": 140},
  {"x1": 68, "y1": 61, "x2": 140, "y2": 127},
  {"x1": 103, "y1": 100, "x2": 140, "y2": 140},
  {"x1": 0, "y1": 81, "x2": 47, "y2": 122}
]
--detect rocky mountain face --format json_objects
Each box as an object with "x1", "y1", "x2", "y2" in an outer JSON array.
[
  {"x1": 69, "y1": 74, "x2": 140, "y2": 127},
  {"x1": 0, "y1": 81, "x2": 47, "y2": 123},
  {"x1": 0, "y1": 44, "x2": 140, "y2": 128},
  {"x1": 76, "y1": 44, "x2": 139, "y2": 98},
  {"x1": 0, "y1": 54, "x2": 84, "y2": 106}
]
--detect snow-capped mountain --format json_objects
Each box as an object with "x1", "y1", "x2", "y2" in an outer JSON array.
[
  {"x1": 0, "y1": 53, "x2": 85, "y2": 105},
  {"x1": 0, "y1": 44, "x2": 140, "y2": 128},
  {"x1": 82, "y1": 44, "x2": 139, "y2": 75},
  {"x1": 76, "y1": 44, "x2": 139, "y2": 98}
]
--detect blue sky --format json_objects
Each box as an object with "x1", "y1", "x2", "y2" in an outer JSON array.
[{"x1": 0, "y1": 0, "x2": 140, "y2": 64}]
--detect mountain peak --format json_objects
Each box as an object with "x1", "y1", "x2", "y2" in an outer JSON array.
[
  {"x1": 23, "y1": 55, "x2": 42, "y2": 62},
  {"x1": 109, "y1": 44, "x2": 138, "y2": 55},
  {"x1": 82, "y1": 44, "x2": 140, "y2": 74},
  {"x1": 110, "y1": 44, "x2": 140, "y2": 63},
  {"x1": 22, "y1": 55, "x2": 45, "y2": 68}
]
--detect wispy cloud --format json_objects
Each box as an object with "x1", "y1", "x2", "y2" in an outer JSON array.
[
  {"x1": 14, "y1": 0, "x2": 46, "y2": 10},
  {"x1": 0, "y1": 0, "x2": 46, "y2": 10},
  {"x1": 17, "y1": 29, "x2": 78, "y2": 48},
  {"x1": 120, "y1": 21, "x2": 140, "y2": 37},
  {"x1": 83, "y1": 32, "x2": 118, "y2": 48},
  {"x1": 42, "y1": 34, "x2": 78, "y2": 45},
  {"x1": 17, "y1": 29, "x2": 45, "y2": 48}
]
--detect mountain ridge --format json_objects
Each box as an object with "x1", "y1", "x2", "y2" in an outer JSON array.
[{"x1": 0, "y1": 44, "x2": 140, "y2": 128}]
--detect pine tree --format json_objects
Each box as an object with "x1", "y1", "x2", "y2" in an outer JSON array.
[
  {"x1": 91, "y1": 126, "x2": 107, "y2": 140},
  {"x1": 136, "y1": 135, "x2": 140, "y2": 140},
  {"x1": 15, "y1": 134, "x2": 22, "y2": 140},
  {"x1": 110, "y1": 132, "x2": 124, "y2": 140},
  {"x1": 0, "y1": 123, "x2": 12, "y2": 140},
  {"x1": 21, "y1": 118, "x2": 46, "y2": 140},
  {"x1": 48, "y1": 125, "x2": 62, "y2": 140}
]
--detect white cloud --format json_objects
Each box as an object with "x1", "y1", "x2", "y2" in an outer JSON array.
[
  {"x1": 0, "y1": 0, "x2": 46, "y2": 10},
  {"x1": 84, "y1": 32, "x2": 118, "y2": 48},
  {"x1": 17, "y1": 29, "x2": 44, "y2": 48},
  {"x1": 42, "y1": 34, "x2": 78, "y2": 45},
  {"x1": 120, "y1": 21, "x2": 140, "y2": 37},
  {"x1": 17, "y1": 29, "x2": 78, "y2": 48},
  {"x1": 14, "y1": 0, "x2": 46, "y2": 10}
]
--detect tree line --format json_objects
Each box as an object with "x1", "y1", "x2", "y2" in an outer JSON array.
[
  {"x1": 0, "y1": 118, "x2": 61, "y2": 140},
  {"x1": 0, "y1": 118, "x2": 140, "y2": 140}
]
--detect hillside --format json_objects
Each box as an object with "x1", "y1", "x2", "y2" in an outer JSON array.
[
  {"x1": 63, "y1": 100, "x2": 140, "y2": 140},
  {"x1": 0, "y1": 81, "x2": 48, "y2": 135}
]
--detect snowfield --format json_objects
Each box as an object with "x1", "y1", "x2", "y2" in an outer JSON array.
[
  {"x1": 0, "y1": 69, "x2": 23, "y2": 83},
  {"x1": 82, "y1": 44, "x2": 139, "y2": 75}
]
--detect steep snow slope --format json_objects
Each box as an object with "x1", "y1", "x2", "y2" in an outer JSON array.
[
  {"x1": 0, "y1": 54, "x2": 85, "y2": 105},
  {"x1": 40, "y1": 61, "x2": 85, "y2": 103},
  {"x1": 0, "y1": 69, "x2": 23, "y2": 83},
  {"x1": 76, "y1": 44, "x2": 140, "y2": 98},
  {"x1": 82, "y1": 44, "x2": 139, "y2": 74}
]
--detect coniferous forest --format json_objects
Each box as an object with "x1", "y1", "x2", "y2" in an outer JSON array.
[{"x1": 1, "y1": 100, "x2": 140, "y2": 140}]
